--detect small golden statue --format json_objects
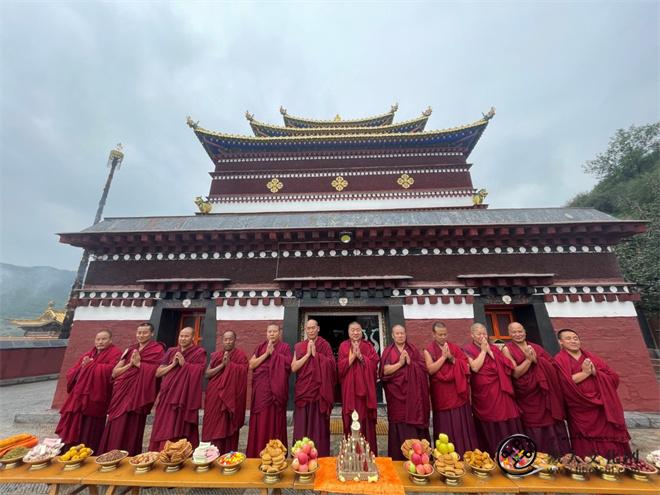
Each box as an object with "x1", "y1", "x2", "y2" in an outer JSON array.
[
  {"x1": 194, "y1": 196, "x2": 213, "y2": 214},
  {"x1": 472, "y1": 189, "x2": 488, "y2": 206}
]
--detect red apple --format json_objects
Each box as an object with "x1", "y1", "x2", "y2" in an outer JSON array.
[
  {"x1": 424, "y1": 464, "x2": 433, "y2": 475},
  {"x1": 411, "y1": 453, "x2": 422, "y2": 465},
  {"x1": 416, "y1": 464, "x2": 425, "y2": 475},
  {"x1": 296, "y1": 452, "x2": 308, "y2": 465},
  {"x1": 421, "y1": 453, "x2": 429, "y2": 464},
  {"x1": 403, "y1": 461, "x2": 411, "y2": 472},
  {"x1": 302, "y1": 444, "x2": 312, "y2": 455},
  {"x1": 299, "y1": 463, "x2": 309, "y2": 472},
  {"x1": 309, "y1": 448, "x2": 318, "y2": 460},
  {"x1": 412, "y1": 441, "x2": 423, "y2": 455}
]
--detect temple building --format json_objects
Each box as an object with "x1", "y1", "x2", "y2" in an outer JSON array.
[
  {"x1": 53, "y1": 105, "x2": 659, "y2": 412},
  {"x1": 9, "y1": 302, "x2": 65, "y2": 338}
]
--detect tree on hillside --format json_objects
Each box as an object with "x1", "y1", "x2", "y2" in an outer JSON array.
[{"x1": 569, "y1": 123, "x2": 659, "y2": 317}]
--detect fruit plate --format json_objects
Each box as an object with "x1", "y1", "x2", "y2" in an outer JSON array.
[
  {"x1": 469, "y1": 464, "x2": 496, "y2": 478},
  {"x1": 400, "y1": 439, "x2": 432, "y2": 460},
  {"x1": 95, "y1": 450, "x2": 128, "y2": 472},
  {"x1": 57, "y1": 450, "x2": 94, "y2": 471},
  {"x1": 627, "y1": 465, "x2": 658, "y2": 482},
  {"x1": 159, "y1": 458, "x2": 188, "y2": 473},
  {"x1": 22, "y1": 456, "x2": 55, "y2": 471},
  {"x1": 437, "y1": 469, "x2": 465, "y2": 486},
  {"x1": 291, "y1": 463, "x2": 319, "y2": 484},
  {"x1": 0, "y1": 453, "x2": 26, "y2": 469},
  {"x1": 260, "y1": 463, "x2": 287, "y2": 484},
  {"x1": 407, "y1": 466, "x2": 434, "y2": 485}
]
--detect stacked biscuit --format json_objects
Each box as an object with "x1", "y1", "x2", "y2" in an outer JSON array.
[
  {"x1": 259, "y1": 439, "x2": 287, "y2": 473},
  {"x1": 434, "y1": 453, "x2": 465, "y2": 477},
  {"x1": 464, "y1": 449, "x2": 495, "y2": 470},
  {"x1": 159, "y1": 439, "x2": 193, "y2": 463}
]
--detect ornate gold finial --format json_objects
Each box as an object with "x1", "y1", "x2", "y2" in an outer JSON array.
[
  {"x1": 108, "y1": 143, "x2": 124, "y2": 167},
  {"x1": 422, "y1": 106, "x2": 433, "y2": 117},
  {"x1": 472, "y1": 188, "x2": 488, "y2": 206},
  {"x1": 334, "y1": 114, "x2": 341, "y2": 122},
  {"x1": 194, "y1": 196, "x2": 213, "y2": 214},
  {"x1": 332, "y1": 176, "x2": 348, "y2": 191},
  {"x1": 482, "y1": 107, "x2": 496, "y2": 121},
  {"x1": 266, "y1": 178, "x2": 284, "y2": 193},
  {"x1": 186, "y1": 116, "x2": 199, "y2": 129},
  {"x1": 279, "y1": 106, "x2": 287, "y2": 115},
  {"x1": 245, "y1": 110, "x2": 254, "y2": 122},
  {"x1": 391, "y1": 103, "x2": 399, "y2": 113},
  {"x1": 397, "y1": 173, "x2": 415, "y2": 189}
]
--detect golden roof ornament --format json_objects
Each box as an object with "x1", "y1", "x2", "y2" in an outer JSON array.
[
  {"x1": 334, "y1": 114, "x2": 342, "y2": 121},
  {"x1": 390, "y1": 102, "x2": 399, "y2": 113},
  {"x1": 482, "y1": 107, "x2": 496, "y2": 121},
  {"x1": 194, "y1": 196, "x2": 213, "y2": 214},
  {"x1": 279, "y1": 106, "x2": 287, "y2": 115},
  {"x1": 186, "y1": 116, "x2": 199, "y2": 129},
  {"x1": 422, "y1": 106, "x2": 433, "y2": 117},
  {"x1": 245, "y1": 110, "x2": 254, "y2": 122},
  {"x1": 472, "y1": 188, "x2": 488, "y2": 206},
  {"x1": 108, "y1": 143, "x2": 124, "y2": 168}
]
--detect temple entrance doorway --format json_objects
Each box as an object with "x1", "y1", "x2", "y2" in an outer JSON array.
[
  {"x1": 484, "y1": 304, "x2": 542, "y2": 344},
  {"x1": 301, "y1": 310, "x2": 385, "y2": 403}
]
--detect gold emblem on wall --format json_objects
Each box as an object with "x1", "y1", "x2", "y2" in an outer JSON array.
[
  {"x1": 397, "y1": 173, "x2": 415, "y2": 189},
  {"x1": 267, "y1": 178, "x2": 284, "y2": 193},
  {"x1": 331, "y1": 176, "x2": 348, "y2": 191}
]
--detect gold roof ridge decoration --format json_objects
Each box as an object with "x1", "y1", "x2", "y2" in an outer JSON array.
[
  {"x1": 279, "y1": 103, "x2": 399, "y2": 126},
  {"x1": 189, "y1": 111, "x2": 494, "y2": 143},
  {"x1": 246, "y1": 111, "x2": 431, "y2": 136},
  {"x1": 9, "y1": 301, "x2": 66, "y2": 327}
]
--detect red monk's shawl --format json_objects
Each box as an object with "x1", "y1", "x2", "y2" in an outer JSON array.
[
  {"x1": 202, "y1": 348, "x2": 249, "y2": 440},
  {"x1": 505, "y1": 341, "x2": 565, "y2": 427},
  {"x1": 149, "y1": 345, "x2": 206, "y2": 443},
  {"x1": 555, "y1": 349, "x2": 628, "y2": 432},
  {"x1": 250, "y1": 341, "x2": 292, "y2": 414},
  {"x1": 294, "y1": 336, "x2": 336, "y2": 415},
  {"x1": 107, "y1": 340, "x2": 165, "y2": 421},
  {"x1": 463, "y1": 342, "x2": 520, "y2": 421},
  {"x1": 425, "y1": 341, "x2": 470, "y2": 411},
  {"x1": 380, "y1": 342, "x2": 430, "y2": 427},
  {"x1": 56, "y1": 345, "x2": 122, "y2": 442},
  {"x1": 338, "y1": 339, "x2": 379, "y2": 419}
]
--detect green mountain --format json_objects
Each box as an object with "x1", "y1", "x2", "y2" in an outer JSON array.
[{"x1": 0, "y1": 263, "x2": 75, "y2": 334}]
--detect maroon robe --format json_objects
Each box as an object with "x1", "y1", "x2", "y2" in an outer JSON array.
[
  {"x1": 380, "y1": 342, "x2": 430, "y2": 459},
  {"x1": 555, "y1": 348, "x2": 631, "y2": 457},
  {"x1": 56, "y1": 344, "x2": 122, "y2": 452},
  {"x1": 246, "y1": 341, "x2": 292, "y2": 457},
  {"x1": 338, "y1": 339, "x2": 379, "y2": 455},
  {"x1": 425, "y1": 341, "x2": 478, "y2": 454},
  {"x1": 463, "y1": 342, "x2": 523, "y2": 454},
  {"x1": 148, "y1": 344, "x2": 206, "y2": 451},
  {"x1": 202, "y1": 348, "x2": 248, "y2": 454},
  {"x1": 99, "y1": 340, "x2": 165, "y2": 455},
  {"x1": 505, "y1": 341, "x2": 570, "y2": 456},
  {"x1": 293, "y1": 337, "x2": 336, "y2": 457}
]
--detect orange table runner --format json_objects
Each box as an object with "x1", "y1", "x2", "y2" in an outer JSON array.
[{"x1": 314, "y1": 457, "x2": 404, "y2": 495}]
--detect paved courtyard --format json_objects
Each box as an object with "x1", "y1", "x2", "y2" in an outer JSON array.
[{"x1": 1, "y1": 380, "x2": 659, "y2": 494}]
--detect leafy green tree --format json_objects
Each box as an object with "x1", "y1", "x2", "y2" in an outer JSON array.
[{"x1": 569, "y1": 123, "x2": 659, "y2": 315}]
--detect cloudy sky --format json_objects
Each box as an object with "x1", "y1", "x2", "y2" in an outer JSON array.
[{"x1": 0, "y1": 1, "x2": 657, "y2": 270}]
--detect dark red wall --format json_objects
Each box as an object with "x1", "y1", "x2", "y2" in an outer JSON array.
[{"x1": 0, "y1": 346, "x2": 66, "y2": 380}]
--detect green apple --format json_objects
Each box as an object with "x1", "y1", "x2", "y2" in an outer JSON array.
[
  {"x1": 446, "y1": 442, "x2": 455, "y2": 453},
  {"x1": 438, "y1": 433, "x2": 449, "y2": 444},
  {"x1": 435, "y1": 440, "x2": 441, "y2": 450},
  {"x1": 408, "y1": 462, "x2": 416, "y2": 474},
  {"x1": 439, "y1": 443, "x2": 449, "y2": 455}
]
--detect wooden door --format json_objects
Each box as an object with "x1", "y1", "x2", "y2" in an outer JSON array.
[
  {"x1": 485, "y1": 308, "x2": 515, "y2": 340},
  {"x1": 177, "y1": 311, "x2": 205, "y2": 346}
]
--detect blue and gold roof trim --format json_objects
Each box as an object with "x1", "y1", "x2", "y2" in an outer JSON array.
[
  {"x1": 187, "y1": 107, "x2": 495, "y2": 161},
  {"x1": 246, "y1": 109, "x2": 430, "y2": 137},
  {"x1": 280, "y1": 104, "x2": 398, "y2": 128}
]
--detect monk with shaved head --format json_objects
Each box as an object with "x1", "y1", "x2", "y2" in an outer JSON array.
[
  {"x1": 202, "y1": 330, "x2": 249, "y2": 453},
  {"x1": 381, "y1": 324, "x2": 431, "y2": 459},
  {"x1": 463, "y1": 323, "x2": 523, "y2": 454},
  {"x1": 56, "y1": 329, "x2": 122, "y2": 451},
  {"x1": 149, "y1": 327, "x2": 206, "y2": 450}
]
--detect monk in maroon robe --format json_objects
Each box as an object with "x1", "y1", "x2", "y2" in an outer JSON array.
[
  {"x1": 502, "y1": 322, "x2": 570, "y2": 457},
  {"x1": 246, "y1": 324, "x2": 292, "y2": 457},
  {"x1": 338, "y1": 321, "x2": 379, "y2": 455},
  {"x1": 202, "y1": 330, "x2": 248, "y2": 454},
  {"x1": 148, "y1": 327, "x2": 206, "y2": 451},
  {"x1": 555, "y1": 328, "x2": 631, "y2": 457},
  {"x1": 292, "y1": 319, "x2": 336, "y2": 457},
  {"x1": 56, "y1": 330, "x2": 122, "y2": 452},
  {"x1": 423, "y1": 321, "x2": 478, "y2": 454},
  {"x1": 463, "y1": 323, "x2": 523, "y2": 454},
  {"x1": 99, "y1": 322, "x2": 165, "y2": 455},
  {"x1": 381, "y1": 324, "x2": 430, "y2": 460}
]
